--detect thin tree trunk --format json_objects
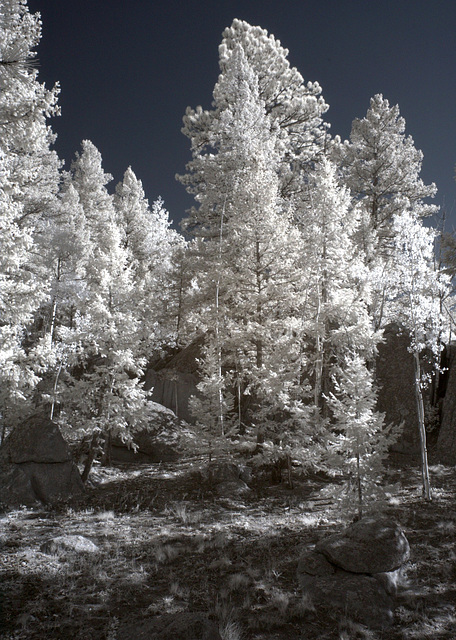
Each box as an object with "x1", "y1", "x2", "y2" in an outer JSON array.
[
  {"x1": 356, "y1": 449, "x2": 363, "y2": 519},
  {"x1": 215, "y1": 199, "x2": 226, "y2": 437},
  {"x1": 255, "y1": 240, "x2": 263, "y2": 369},
  {"x1": 286, "y1": 453, "x2": 294, "y2": 490},
  {"x1": 81, "y1": 431, "x2": 100, "y2": 483},
  {"x1": 174, "y1": 380, "x2": 179, "y2": 417},
  {"x1": 50, "y1": 361, "x2": 63, "y2": 421},
  {"x1": 413, "y1": 351, "x2": 431, "y2": 500},
  {"x1": 101, "y1": 431, "x2": 112, "y2": 467}
]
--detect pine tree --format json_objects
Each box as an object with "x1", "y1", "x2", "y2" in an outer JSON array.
[
  {"x1": 325, "y1": 353, "x2": 398, "y2": 518},
  {"x1": 181, "y1": 46, "x2": 305, "y2": 441},
  {"x1": 0, "y1": 0, "x2": 61, "y2": 437},
  {"x1": 114, "y1": 168, "x2": 185, "y2": 352},
  {"x1": 58, "y1": 142, "x2": 154, "y2": 477},
  {"x1": 341, "y1": 94, "x2": 437, "y2": 238},
  {"x1": 179, "y1": 18, "x2": 329, "y2": 236},
  {"x1": 295, "y1": 158, "x2": 377, "y2": 419},
  {"x1": 387, "y1": 211, "x2": 449, "y2": 499}
]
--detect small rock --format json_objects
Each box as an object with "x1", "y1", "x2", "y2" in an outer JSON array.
[
  {"x1": 215, "y1": 479, "x2": 251, "y2": 497},
  {"x1": 40, "y1": 535, "x2": 99, "y2": 555}
]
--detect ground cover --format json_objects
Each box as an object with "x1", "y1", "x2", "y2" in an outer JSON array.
[{"x1": 1, "y1": 457, "x2": 456, "y2": 639}]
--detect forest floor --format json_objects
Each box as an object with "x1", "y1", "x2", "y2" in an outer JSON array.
[{"x1": 1, "y1": 455, "x2": 456, "y2": 640}]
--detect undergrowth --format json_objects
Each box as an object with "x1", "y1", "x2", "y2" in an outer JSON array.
[{"x1": 1, "y1": 459, "x2": 456, "y2": 639}]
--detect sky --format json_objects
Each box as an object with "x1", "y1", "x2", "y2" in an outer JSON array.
[{"x1": 27, "y1": 0, "x2": 456, "y2": 231}]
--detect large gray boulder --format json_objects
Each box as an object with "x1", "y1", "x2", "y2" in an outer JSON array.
[
  {"x1": 297, "y1": 515, "x2": 410, "y2": 630},
  {"x1": 315, "y1": 515, "x2": 410, "y2": 574},
  {"x1": 111, "y1": 402, "x2": 198, "y2": 463},
  {"x1": 144, "y1": 337, "x2": 204, "y2": 424},
  {"x1": 437, "y1": 344, "x2": 456, "y2": 463},
  {"x1": 376, "y1": 324, "x2": 421, "y2": 454},
  {"x1": 0, "y1": 413, "x2": 84, "y2": 506}
]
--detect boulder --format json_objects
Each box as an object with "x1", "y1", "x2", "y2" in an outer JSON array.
[
  {"x1": 301, "y1": 566, "x2": 395, "y2": 629},
  {"x1": 375, "y1": 324, "x2": 421, "y2": 454},
  {"x1": 144, "y1": 337, "x2": 204, "y2": 424},
  {"x1": 146, "y1": 370, "x2": 200, "y2": 425},
  {"x1": 315, "y1": 515, "x2": 410, "y2": 574},
  {"x1": 0, "y1": 413, "x2": 84, "y2": 507},
  {"x1": 110, "y1": 402, "x2": 198, "y2": 463},
  {"x1": 215, "y1": 479, "x2": 251, "y2": 497},
  {"x1": 118, "y1": 612, "x2": 222, "y2": 640},
  {"x1": 437, "y1": 344, "x2": 456, "y2": 463},
  {"x1": 202, "y1": 461, "x2": 252, "y2": 497},
  {"x1": 297, "y1": 515, "x2": 410, "y2": 630},
  {"x1": 40, "y1": 535, "x2": 99, "y2": 555},
  {"x1": 5, "y1": 413, "x2": 71, "y2": 463}
]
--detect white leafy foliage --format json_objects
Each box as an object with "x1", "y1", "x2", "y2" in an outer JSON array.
[
  {"x1": 341, "y1": 94, "x2": 438, "y2": 234},
  {"x1": 325, "y1": 352, "x2": 399, "y2": 514},
  {"x1": 179, "y1": 18, "x2": 329, "y2": 234},
  {"x1": 389, "y1": 210, "x2": 450, "y2": 355},
  {"x1": 0, "y1": 1, "x2": 62, "y2": 429}
]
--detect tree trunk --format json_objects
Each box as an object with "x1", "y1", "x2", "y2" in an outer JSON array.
[
  {"x1": 413, "y1": 351, "x2": 431, "y2": 500},
  {"x1": 286, "y1": 453, "x2": 294, "y2": 490},
  {"x1": 101, "y1": 431, "x2": 112, "y2": 467},
  {"x1": 356, "y1": 449, "x2": 363, "y2": 519},
  {"x1": 81, "y1": 431, "x2": 100, "y2": 483}
]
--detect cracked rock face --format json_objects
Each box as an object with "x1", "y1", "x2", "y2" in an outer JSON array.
[
  {"x1": 297, "y1": 515, "x2": 410, "y2": 630},
  {"x1": 0, "y1": 413, "x2": 84, "y2": 506}
]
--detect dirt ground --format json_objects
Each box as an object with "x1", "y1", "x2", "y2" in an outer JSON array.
[{"x1": 1, "y1": 456, "x2": 456, "y2": 640}]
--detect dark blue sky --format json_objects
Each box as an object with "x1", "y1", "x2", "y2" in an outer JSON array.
[{"x1": 28, "y1": 0, "x2": 456, "y2": 230}]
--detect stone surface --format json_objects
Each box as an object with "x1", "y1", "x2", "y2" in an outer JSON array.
[
  {"x1": 202, "y1": 461, "x2": 252, "y2": 497},
  {"x1": 313, "y1": 571, "x2": 394, "y2": 629},
  {"x1": 375, "y1": 324, "x2": 421, "y2": 454},
  {"x1": 40, "y1": 535, "x2": 99, "y2": 555},
  {"x1": 437, "y1": 344, "x2": 456, "y2": 464},
  {"x1": 215, "y1": 479, "x2": 251, "y2": 497},
  {"x1": 316, "y1": 515, "x2": 410, "y2": 574},
  {"x1": 118, "y1": 613, "x2": 222, "y2": 640},
  {"x1": 0, "y1": 413, "x2": 84, "y2": 506},
  {"x1": 111, "y1": 402, "x2": 198, "y2": 463},
  {"x1": 144, "y1": 338, "x2": 204, "y2": 424},
  {"x1": 5, "y1": 414, "x2": 71, "y2": 463},
  {"x1": 297, "y1": 516, "x2": 410, "y2": 630}
]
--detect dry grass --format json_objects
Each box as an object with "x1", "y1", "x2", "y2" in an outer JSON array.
[{"x1": 1, "y1": 458, "x2": 456, "y2": 639}]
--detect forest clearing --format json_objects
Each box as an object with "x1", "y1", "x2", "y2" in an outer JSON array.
[{"x1": 1, "y1": 455, "x2": 456, "y2": 640}]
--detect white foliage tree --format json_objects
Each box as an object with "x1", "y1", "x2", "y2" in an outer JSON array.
[
  {"x1": 114, "y1": 167, "x2": 185, "y2": 352},
  {"x1": 179, "y1": 18, "x2": 329, "y2": 236},
  {"x1": 341, "y1": 94, "x2": 437, "y2": 237},
  {"x1": 387, "y1": 211, "x2": 449, "y2": 499},
  {"x1": 296, "y1": 158, "x2": 377, "y2": 420},
  {"x1": 182, "y1": 45, "x2": 305, "y2": 447},
  {"x1": 0, "y1": 0, "x2": 61, "y2": 436},
  {"x1": 325, "y1": 353, "x2": 398, "y2": 518},
  {"x1": 59, "y1": 142, "x2": 154, "y2": 477}
]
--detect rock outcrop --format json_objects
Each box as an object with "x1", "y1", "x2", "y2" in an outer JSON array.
[
  {"x1": 40, "y1": 535, "x2": 99, "y2": 555},
  {"x1": 144, "y1": 337, "x2": 204, "y2": 424},
  {"x1": 436, "y1": 344, "x2": 456, "y2": 463},
  {"x1": 111, "y1": 402, "x2": 198, "y2": 463},
  {"x1": 0, "y1": 413, "x2": 84, "y2": 507},
  {"x1": 297, "y1": 515, "x2": 410, "y2": 629},
  {"x1": 201, "y1": 461, "x2": 252, "y2": 497},
  {"x1": 376, "y1": 324, "x2": 421, "y2": 455}
]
